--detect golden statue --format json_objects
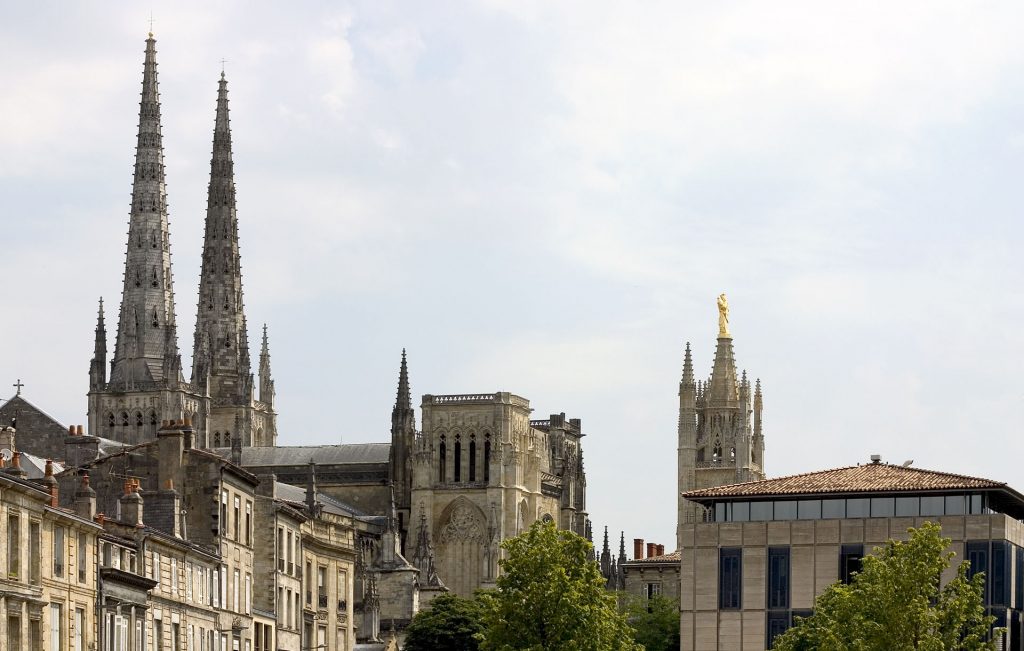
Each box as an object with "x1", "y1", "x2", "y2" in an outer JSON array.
[{"x1": 717, "y1": 293, "x2": 730, "y2": 337}]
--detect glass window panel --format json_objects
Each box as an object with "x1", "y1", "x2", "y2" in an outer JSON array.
[
  {"x1": 871, "y1": 498, "x2": 895, "y2": 517},
  {"x1": 773, "y1": 501, "x2": 797, "y2": 520},
  {"x1": 846, "y1": 498, "x2": 869, "y2": 518},
  {"x1": 920, "y1": 496, "x2": 944, "y2": 516},
  {"x1": 895, "y1": 497, "x2": 919, "y2": 517},
  {"x1": 945, "y1": 495, "x2": 966, "y2": 515},
  {"x1": 970, "y1": 494, "x2": 984, "y2": 514},
  {"x1": 798, "y1": 500, "x2": 821, "y2": 520},
  {"x1": 718, "y1": 548, "x2": 742, "y2": 609},
  {"x1": 733, "y1": 502, "x2": 750, "y2": 522},
  {"x1": 714, "y1": 503, "x2": 726, "y2": 522},
  {"x1": 822, "y1": 499, "x2": 846, "y2": 519},
  {"x1": 840, "y1": 544, "x2": 864, "y2": 584},
  {"x1": 751, "y1": 502, "x2": 773, "y2": 522},
  {"x1": 767, "y1": 547, "x2": 790, "y2": 609}
]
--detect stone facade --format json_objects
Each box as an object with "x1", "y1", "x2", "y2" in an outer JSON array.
[
  {"x1": 409, "y1": 393, "x2": 588, "y2": 596},
  {"x1": 0, "y1": 464, "x2": 101, "y2": 651}
]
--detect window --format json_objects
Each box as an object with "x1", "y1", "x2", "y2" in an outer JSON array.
[
  {"x1": 318, "y1": 566, "x2": 327, "y2": 607},
  {"x1": 797, "y1": 500, "x2": 821, "y2": 520},
  {"x1": 438, "y1": 435, "x2": 447, "y2": 481},
  {"x1": 212, "y1": 568, "x2": 220, "y2": 608},
  {"x1": 74, "y1": 608, "x2": 84, "y2": 651},
  {"x1": 8, "y1": 512, "x2": 20, "y2": 579},
  {"x1": 233, "y1": 496, "x2": 240, "y2": 541},
  {"x1": 286, "y1": 531, "x2": 294, "y2": 575},
  {"x1": 233, "y1": 568, "x2": 240, "y2": 612},
  {"x1": 766, "y1": 612, "x2": 790, "y2": 649},
  {"x1": 78, "y1": 533, "x2": 87, "y2": 583},
  {"x1": 245, "y1": 501, "x2": 252, "y2": 546},
  {"x1": 750, "y1": 501, "x2": 772, "y2": 522},
  {"x1": 645, "y1": 582, "x2": 661, "y2": 599},
  {"x1": 992, "y1": 541, "x2": 1010, "y2": 607},
  {"x1": 155, "y1": 618, "x2": 164, "y2": 651},
  {"x1": 245, "y1": 573, "x2": 252, "y2": 614},
  {"x1": 846, "y1": 498, "x2": 869, "y2": 518},
  {"x1": 50, "y1": 602, "x2": 63, "y2": 651},
  {"x1": 220, "y1": 491, "x2": 228, "y2": 537},
  {"x1": 8, "y1": 615, "x2": 21, "y2": 649},
  {"x1": 30, "y1": 520, "x2": 41, "y2": 584},
  {"x1": 153, "y1": 551, "x2": 161, "y2": 585},
  {"x1": 277, "y1": 528, "x2": 285, "y2": 572},
  {"x1": 840, "y1": 544, "x2": 863, "y2": 584},
  {"x1": 921, "y1": 495, "x2": 944, "y2": 516},
  {"x1": 454, "y1": 435, "x2": 462, "y2": 481},
  {"x1": 171, "y1": 558, "x2": 178, "y2": 595},
  {"x1": 773, "y1": 501, "x2": 797, "y2": 520},
  {"x1": 469, "y1": 435, "x2": 477, "y2": 481},
  {"x1": 821, "y1": 499, "x2": 845, "y2": 519},
  {"x1": 870, "y1": 497, "x2": 894, "y2": 517},
  {"x1": 306, "y1": 561, "x2": 313, "y2": 605},
  {"x1": 484, "y1": 434, "x2": 491, "y2": 482},
  {"x1": 767, "y1": 547, "x2": 791, "y2": 609},
  {"x1": 171, "y1": 623, "x2": 179, "y2": 651},
  {"x1": 338, "y1": 569, "x2": 348, "y2": 610},
  {"x1": 895, "y1": 496, "x2": 919, "y2": 517},
  {"x1": 53, "y1": 525, "x2": 66, "y2": 578},
  {"x1": 186, "y1": 562, "x2": 193, "y2": 601},
  {"x1": 719, "y1": 548, "x2": 742, "y2": 609},
  {"x1": 1016, "y1": 547, "x2": 1024, "y2": 610}
]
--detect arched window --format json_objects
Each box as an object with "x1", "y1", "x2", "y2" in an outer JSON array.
[
  {"x1": 224, "y1": 431, "x2": 231, "y2": 446},
  {"x1": 121, "y1": 412, "x2": 129, "y2": 427},
  {"x1": 149, "y1": 410, "x2": 157, "y2": 426},
  {"x1": 454, "y1": 435, "x2": 462, "y2": 482},
  {"x1": 730, "y1": 447, "x2": 736, "y2": 461},
  {"x1": 469, "y1": 435, "x2": 477, "y2": 482},
  {"x1": 213, "y1": 432, "x2": 221, "y2": 447},
  {"x1": 438, "y1": 435, "x2": 447, "y2": 482},
  {"x1": 484, "y1": 434, "x2": 491, "y2": 483},
  {"x1": 107, "y1": 413, "x2": 115, "y2": 428}
]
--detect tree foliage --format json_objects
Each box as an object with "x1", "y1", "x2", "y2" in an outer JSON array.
[
  {"x1": 772, "y1": 521, "x2": 1000, "y2": 651},
  {"x1": 404, "y1": 592, "x2": 487, "y2": 651},
  {"x1": 480, "y1": 520, "x2": 641, "y2": 651},
  {"x1": 621, "y1": 593, "x2": 681, "y2": 651}
]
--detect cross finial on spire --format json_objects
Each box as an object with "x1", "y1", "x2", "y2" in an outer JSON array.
[
  {"x1": 148, "y1": 12, "x2": 154, "y2": 37},
  {"x1": 12, "y1": 379, "x2": 23, "y2": 396},
  {"x1": 221, "y1": 59, "x2": 228, "y2": 77}
]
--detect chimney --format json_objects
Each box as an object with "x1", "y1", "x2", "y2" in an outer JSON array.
[
  {"x1": 656, "y1": 544, "x2": 665, "y2": 557},
  {"x1": 42, "y1": 459, "x2": 58, "y2": 507},
  {"x1": 647, "y1": 542, "x2": 656, "y2": 559},
  {"x1": 8, "y1": 451, "x2": 26, "y2": 478},
  {"x1": 634, "y1": 538, "x2": 644, "y2": 560},
  {"x1": 76, "y1": 425, "x2": 84, "y2": 436},
  {"x1": 119, "y1": 479, "x2": 144, "y2": 527},
  {"x1": 181, "y1": 417, "x2": 194, "y2": 450},
  {"x1": 157, "y1": 420, "x2": 184, "y2": 495},
  {"x1": 75, "y1": 473, "x2": 97, "y2": 520}
]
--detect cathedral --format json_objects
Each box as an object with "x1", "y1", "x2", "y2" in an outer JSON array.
[
  {"x1": 676, "y1": 295, "x2": 765, "y2": 548},
  {"x1": 1, "y1": 33, "x2": 590, "y2": 634}
]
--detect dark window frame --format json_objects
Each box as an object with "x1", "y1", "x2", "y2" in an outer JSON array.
[{"x1": 719, "y1": 548, "x2": 742, "y2": 610}]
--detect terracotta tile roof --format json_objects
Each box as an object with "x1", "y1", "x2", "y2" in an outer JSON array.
[
  {"x1": 624, "y1": 551, "x2": 681, "y2": 564},
  {"x1": 683, "y1": 463, "x2": 1005, "y2": 500}
]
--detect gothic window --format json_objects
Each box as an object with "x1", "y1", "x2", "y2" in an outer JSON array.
[
  {"x1": 224, "y1": 431, "x2": 231, "y2": 446},
  {"x1": 438, "y1": 436, "x2": 447, "y2": 482},
  {"x1": 697, "y1": 447, "x2": 705, "y2": 463},
  {"x1": 469, "y1": 435, "x2": 477, "y2": 482},
  {"x1": 121, "y1": 412, "x2": 129, "y2": 427},
  {"x1": 454, "y1": 435, "x2": 462, "y2": 482},
  {"x1": 151, "y1": 266, "x2": 158, "y2": 288},
  {"x1": 152, "y1": 309, "x2": 159, "y2": 328},
  {"x1": 484, "y1": 435, "x2": 491, "y2": 483},
  {"x1": 134, "y1": 269, "x2": 141, "y2": 288},
  {"x1": 107, "y1": 413, "x2": 115, "y2": 428},
  {"x1": 149, "y1": 410, "x2": 158, "y2": 426},
  {"x1": 730, "y1": 447, "x2": 736, "y2": 461},
  {"x1": 135, "y1": 412, "x2": 143, "y2": 427},
  {"x1": 213, "y1": 432, "x2": 221, "y2": 447}
]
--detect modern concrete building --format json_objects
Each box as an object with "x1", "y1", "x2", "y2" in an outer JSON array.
[{"x1": 679, "y1": 459, "x2": 1024, "y2": 650}]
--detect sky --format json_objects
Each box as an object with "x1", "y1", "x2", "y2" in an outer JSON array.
[{"x1": 2, "y1": 1, "x2": 1024, "y2": 550}]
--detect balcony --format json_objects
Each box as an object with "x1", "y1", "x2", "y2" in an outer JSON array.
[
  {"x1": 337, "y1": 599, "x2": 347, "y2": 613},
  {"x1": 318, "y1": 593, "x2": 328, "y2": 609}
]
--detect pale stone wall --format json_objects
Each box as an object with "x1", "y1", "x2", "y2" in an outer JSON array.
[{"x1": 680, "y1": 513, "x2": 1024, "y2": 651}]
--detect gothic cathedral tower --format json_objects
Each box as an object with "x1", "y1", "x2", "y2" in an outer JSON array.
[
  {"x1": 677, "y1": 296, "x2": 765, "y2": 549},
  {"x1": 88, "y1": 34, "x2": 204, "y2": 444},
  {"x1": 190, "y1": 71, "x2": 277, "y2": 448},
  {"x1": 89, "y1": 36, "x2": 277, "y2": 447}
]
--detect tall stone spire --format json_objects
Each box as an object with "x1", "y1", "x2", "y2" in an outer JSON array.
[
  {"x1": 706, "y1": 331, "x2": 739, "y2": 408},
  {"x1": 259, "y1": 324, "x2": 275, "y2": 406},
  {"x1": 390, "y1": 349, "x2": 416, "y2": 552},
  {"x1": 90, "y1": 298, "x2": 107, "y2": 390},
  {"x1": 191, "y1": 71, "x2": 251, "y2": 403},
  {"x1": 109, "y1": 33, "x2": 181, "y2": 388}
]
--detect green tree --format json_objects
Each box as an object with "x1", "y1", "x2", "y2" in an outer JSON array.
[
  {"x1": 621, "y1": 593, "x2": 681, "y2": 651},
  {"x1": 404, "y1": 592, "x2": 487, "y2": 651},
  {"x1": 480, "y1": 520, "x2": 641, "y2": 651},
  {"x1": 772, "y1": 521, "x2": 999, "y2": 651}
]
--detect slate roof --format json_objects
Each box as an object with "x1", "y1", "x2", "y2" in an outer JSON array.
[
  {"x1": 684, "y1": 462, "x2": 1006, "y2": 500},
  {"x1": 273, "y1": 480, "x2": 366, "y2": 517},
  {"x1": 213, "y1": 443, "x2": 390, "y2": 467}
]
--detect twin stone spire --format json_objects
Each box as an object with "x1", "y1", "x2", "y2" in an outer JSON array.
[{"x1": 89, "y1": 34, "x2": 276, "y2": 447}]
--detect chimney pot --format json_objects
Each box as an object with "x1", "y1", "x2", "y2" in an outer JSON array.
[
  {"x1": 76, "y1": 425, "x2": 84, "y2": 435},
  {"x1": 657, "y1": 544, "x2": 665, "y2": 556},
  {"x1": 68, "y1": 425, "x2": 75, "y2": 435},
  {"x1": 647, "y1": 542, "x2": 656, "y2": 558},
  {"x1": 634, "y1": 538, "x2": 644, "y2": 560}
]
